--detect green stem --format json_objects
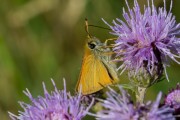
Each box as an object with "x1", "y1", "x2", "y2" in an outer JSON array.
[{"x1": 135, "y1": 87, "x2": 147, "y2": 104}]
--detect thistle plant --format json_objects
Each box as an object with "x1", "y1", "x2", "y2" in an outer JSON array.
[{"x1": 103, "y1": 0, "x2": 180, "y2": 103}]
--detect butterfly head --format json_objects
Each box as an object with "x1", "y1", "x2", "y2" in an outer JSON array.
[{"x1": 87, "y1": 37, "x2": 104, "y2": 50}]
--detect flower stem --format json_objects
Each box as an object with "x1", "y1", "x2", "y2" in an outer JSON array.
[{"x1": 135, "y1": 87, "x2": 147, "y2": 104}]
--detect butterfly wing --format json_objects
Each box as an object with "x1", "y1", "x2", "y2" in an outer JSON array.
[{"x1": 76, "y1": 48, "x2": 117, "y2": 95}]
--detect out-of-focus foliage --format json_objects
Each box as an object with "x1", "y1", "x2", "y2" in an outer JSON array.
[{"x1": 0, "y1": 0, "x2": 179, "y2": 119}]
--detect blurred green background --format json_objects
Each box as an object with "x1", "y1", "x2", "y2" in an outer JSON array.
[{"x1": 0, "y1": 0, "x2": 179, "y2": 119}]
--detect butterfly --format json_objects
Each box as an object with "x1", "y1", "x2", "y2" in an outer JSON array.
[{"x1": 76, "y1": 24, "x2": 119, "y2": 95}]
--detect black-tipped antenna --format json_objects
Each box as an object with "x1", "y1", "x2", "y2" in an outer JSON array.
[{"x1": 85, "y1": 18, "x2": 91, "y2": 38}]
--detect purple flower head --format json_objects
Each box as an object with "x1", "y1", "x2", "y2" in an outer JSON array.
[
  {"x1": 95, "y1": 86, "x2": 139, "y2": 120},
  {"x1": 104, "y1": 0, "x2": 180, "y2": 83},
  {"x1": 8, "y1": 79, "x2": 94, "y2": 120},
  {"x1": 165, "y1": 83, "x2": 180, "y2": 113},
  {"x1": 93, "y1": 86, "x2": 175, "y2": 120}
]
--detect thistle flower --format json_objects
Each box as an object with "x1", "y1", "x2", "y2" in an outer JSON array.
[
  {"x1": 104, "y1": 0, "x2": 180, "y2": 83},
  {"x1": 8, "y1": 79, "x2": 93, "y2": 120},
  {"x1": 95, "y1": 86, "x2": 139, "y2": 120},
  {"x1": 165, "y1": 83, "x2": 180, "y2": 114},
  {"x1": 94, "y1": 86, "x2": 175, "y2": 120}
]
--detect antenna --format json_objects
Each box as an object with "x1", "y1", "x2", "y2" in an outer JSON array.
[
  {"x1": 85, "y1": 18, "x2": 91, "y2": 38},
  {"x1": 85, "y1": 18, "x2": 112, "y2": 38},
  {"x1": 88, "y1": 25, "x2": 111, "y2": 30}
]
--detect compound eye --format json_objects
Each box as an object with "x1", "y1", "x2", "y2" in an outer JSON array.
[{"x1": 88, "y1": 43, "x2": 96, "y2": 49}]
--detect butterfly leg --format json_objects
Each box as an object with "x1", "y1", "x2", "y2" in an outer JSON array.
[{"x1": 105, "y1": 38, "x2": 117, "y2": 45}]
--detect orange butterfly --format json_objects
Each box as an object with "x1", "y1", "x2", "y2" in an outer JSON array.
[{"x1": 76, "y1": 20, "x2": 118, "y2": 95}]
